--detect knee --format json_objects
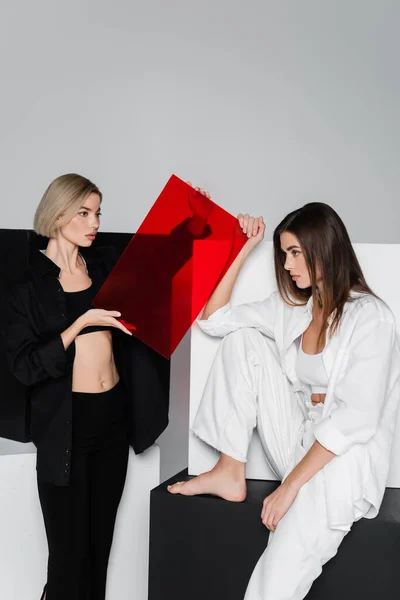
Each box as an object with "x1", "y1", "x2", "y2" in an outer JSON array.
[
  {"x1": 220, "y1": 329, "x2": 279, "y2": 371},
  {"x1": 223, "y1": 327, "x2": 264, "y2": 345},
  {"x1": 220, "y1": 328, "x2": 266, "y2": 357}
]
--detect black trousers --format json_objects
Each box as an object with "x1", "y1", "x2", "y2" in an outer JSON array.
[{"x1": 37, "y1": 380, "x2": 130, "y2": 600}]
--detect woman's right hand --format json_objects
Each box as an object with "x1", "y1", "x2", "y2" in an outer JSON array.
[
  {"x1": 237, "y1": 213, "x2": 265, "y2": 251},
  {"x1": 200, "y1": 213, "x2": 265, "y2": 320},
  {"x1": 78, "y1": 309, "x2": 133, "y2": 336}
]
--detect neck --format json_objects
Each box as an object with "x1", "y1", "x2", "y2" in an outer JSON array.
[
  {"x1": 45, "y1": 238, "x2": 82, "y2": 276},
  {"x1": 312, "y1": 287, "x2": 325, "y2": 318}
]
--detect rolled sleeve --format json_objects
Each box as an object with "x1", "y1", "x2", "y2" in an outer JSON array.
[
  {"x1": 197, "y1": 304, "x2": 233, "y2": 337},
  {"x1": 196, "y1": 292, "x2": 279, "y2": 339},
  {"x1": 3, "y1": 289, "x2": 76, "y2": 386},
  {"x1": 314, "y1": 416, "x2": 351, "y2": 455},
  {"x1": 36, "y1": 335, "x2": 76, "y2": 379}
]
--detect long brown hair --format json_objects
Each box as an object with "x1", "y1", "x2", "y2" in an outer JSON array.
[{"x1": 273, "y1": 202, "x2": 377, "y2": 343}]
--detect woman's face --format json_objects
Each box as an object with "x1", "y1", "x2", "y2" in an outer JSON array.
[
  {"x1": 57, "y1": 192, "x2": 101, "y2": 247},
  {"x1": 280, "y1": 231, "x2": 314, "y2": 289}
]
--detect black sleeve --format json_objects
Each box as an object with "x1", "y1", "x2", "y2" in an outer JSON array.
[{"x1": 1, "y1": 286, "x2": 75, "y2": 387}]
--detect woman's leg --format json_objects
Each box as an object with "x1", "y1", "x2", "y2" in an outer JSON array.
[
  {"x1": 168, "y1": 329, "x2": 352, "y2": 599},
  {"x1": 169, "y1": 328, "x2": 305, "y2": 499},
  {"x1": 38, "y1": 382, "x2": 129, "y2": 600},
  {"x1": 244, "y1": 469, "x2": 349, "y2": 600},
  {"x1": 88, "y1": 440, "x2": 129, "y2": 599},
  {"x1": 37, "y1": 453, "x2": 91, "y2": 600},
  {"x1": 88, "y1": 382, "x2": 129, "y2": 600}
]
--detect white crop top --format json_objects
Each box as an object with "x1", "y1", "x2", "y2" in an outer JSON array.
[{"x1": 296, "y1": 335, "x2": 329, "y2": 394}]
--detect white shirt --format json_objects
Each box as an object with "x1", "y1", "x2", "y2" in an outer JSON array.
[{"x1": 198, "y1": 290, "x2": 400, "y2": 529}]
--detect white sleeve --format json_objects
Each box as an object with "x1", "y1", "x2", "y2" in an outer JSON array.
[
  {"x1": 314, "y1": 302, "x2": 398, "y2": 456},
  {"x1": 196, "y1": 291, "x2": 279, "y2": 339}
]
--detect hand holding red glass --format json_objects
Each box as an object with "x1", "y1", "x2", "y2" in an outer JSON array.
[{"x1": 92, "y1": 175, "x2": 249, "y2": 357}]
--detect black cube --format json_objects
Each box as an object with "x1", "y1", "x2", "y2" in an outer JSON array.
[{"x1": 149, "y1": 469, "x2": 400, "y2": 600}]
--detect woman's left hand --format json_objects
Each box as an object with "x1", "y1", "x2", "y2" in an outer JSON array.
[{"x1": 261, "y1": 481, "x2": 299, "y2": 532}]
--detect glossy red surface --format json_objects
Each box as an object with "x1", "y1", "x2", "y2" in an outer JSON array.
[{"x1": 92, "y1": 175, "x2": 247, "y2": 357}]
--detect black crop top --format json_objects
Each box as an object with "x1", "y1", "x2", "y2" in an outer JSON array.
[{"x1": 64, "y1": 282, "x2": 112, "y2": 336}]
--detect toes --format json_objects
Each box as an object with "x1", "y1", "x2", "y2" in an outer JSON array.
[{"x1": 167, "y1": 481, "x2": 186, "y2": 494}]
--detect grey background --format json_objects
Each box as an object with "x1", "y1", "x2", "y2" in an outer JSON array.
[{"x1": 1, "y1": 0, "x2": 399, "y2": 479}]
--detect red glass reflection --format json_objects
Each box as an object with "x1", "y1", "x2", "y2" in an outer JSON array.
[{"x1": 92, "y1": 175, "x2": 247, "y2": 358}]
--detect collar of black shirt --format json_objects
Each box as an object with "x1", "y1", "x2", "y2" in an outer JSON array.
[{"x1": 29, "y1": 246, "x2": 109, "y2": 279}]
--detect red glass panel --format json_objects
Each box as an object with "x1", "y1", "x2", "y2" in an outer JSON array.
[{"x1": 92, "y1": 175, "x2": 247, "y2": 358}]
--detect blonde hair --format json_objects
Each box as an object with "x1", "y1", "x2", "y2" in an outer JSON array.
[{"x1": 33, "y1": 173, "x2": 102, "y2": 238}]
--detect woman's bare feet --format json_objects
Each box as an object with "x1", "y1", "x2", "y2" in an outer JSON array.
[{"x1": 167, "y1": 454, "x2": 246, "y2": 502}]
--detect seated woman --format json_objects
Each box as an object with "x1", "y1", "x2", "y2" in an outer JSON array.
[{"x1": 168, "y1": 203, "x2": 400, "y2": 600}]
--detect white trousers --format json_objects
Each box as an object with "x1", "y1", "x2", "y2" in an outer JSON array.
[{"x1": 192, "y1": 329, "x2": 352, "y2": 600}]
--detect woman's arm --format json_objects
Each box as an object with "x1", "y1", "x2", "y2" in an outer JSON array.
[
  {"x1": 1, "y1": 286, "x2": 76, "y2": 386},
  {"x1": 262, "y1": 300, "x2": 399, "y2": 532},
  {"x1": 261, "y1": 441, "x2": 335, "y2": 531},
  {"x1": 202, "y1": 214, "x2": 265, "y2": 320},
  {"x1": 313, "y1": 302, "x2": 397, "y2": 455},
  {"x1": 60, "y1": 319, "x2": 84, "y2": 351},
  {"x1": 2, "y1": 287, "x2": 130, "y2": 387},
  {"x1": 197, "y1": 214, "x2": 280, "y2": 340}
]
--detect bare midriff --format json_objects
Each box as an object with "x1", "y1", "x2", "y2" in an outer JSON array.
[
  {"x1": 311, "y1": 393, "x2": 326, "y2": 406},
  {"x1": 72, "y1": 330, "x2": 120, "y2": 393},
  {"x1": 59, "y1": 257, "x2": 120, "y2": 394}
]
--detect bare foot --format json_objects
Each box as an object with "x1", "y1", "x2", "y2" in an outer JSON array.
[{"x1": 167, "y1": 455, "x2": 246, "y2": 502}]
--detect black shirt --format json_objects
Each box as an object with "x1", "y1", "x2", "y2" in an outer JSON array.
[{"x1": 1, "y1": 245, "x2": 169, "y2": 485}]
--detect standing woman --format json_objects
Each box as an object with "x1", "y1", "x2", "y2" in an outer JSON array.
[
  {"x1": 168, "y1": 203, "x2": 400, "y2": 599},
  {"x1": 2, "y1": 174, "x2": 169, "y2": 600}
]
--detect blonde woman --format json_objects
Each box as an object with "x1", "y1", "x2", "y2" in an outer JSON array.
[{"x1": 2, "y1": 174, "x2": 170, "y2": 600}]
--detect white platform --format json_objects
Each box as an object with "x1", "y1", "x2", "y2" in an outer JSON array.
[
  {"x1": 0, "y1": 444, "x2": 160, "y2": 600},
  {"x1": 189, "y1": 241, "x2": 400, "y2": 487}
]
